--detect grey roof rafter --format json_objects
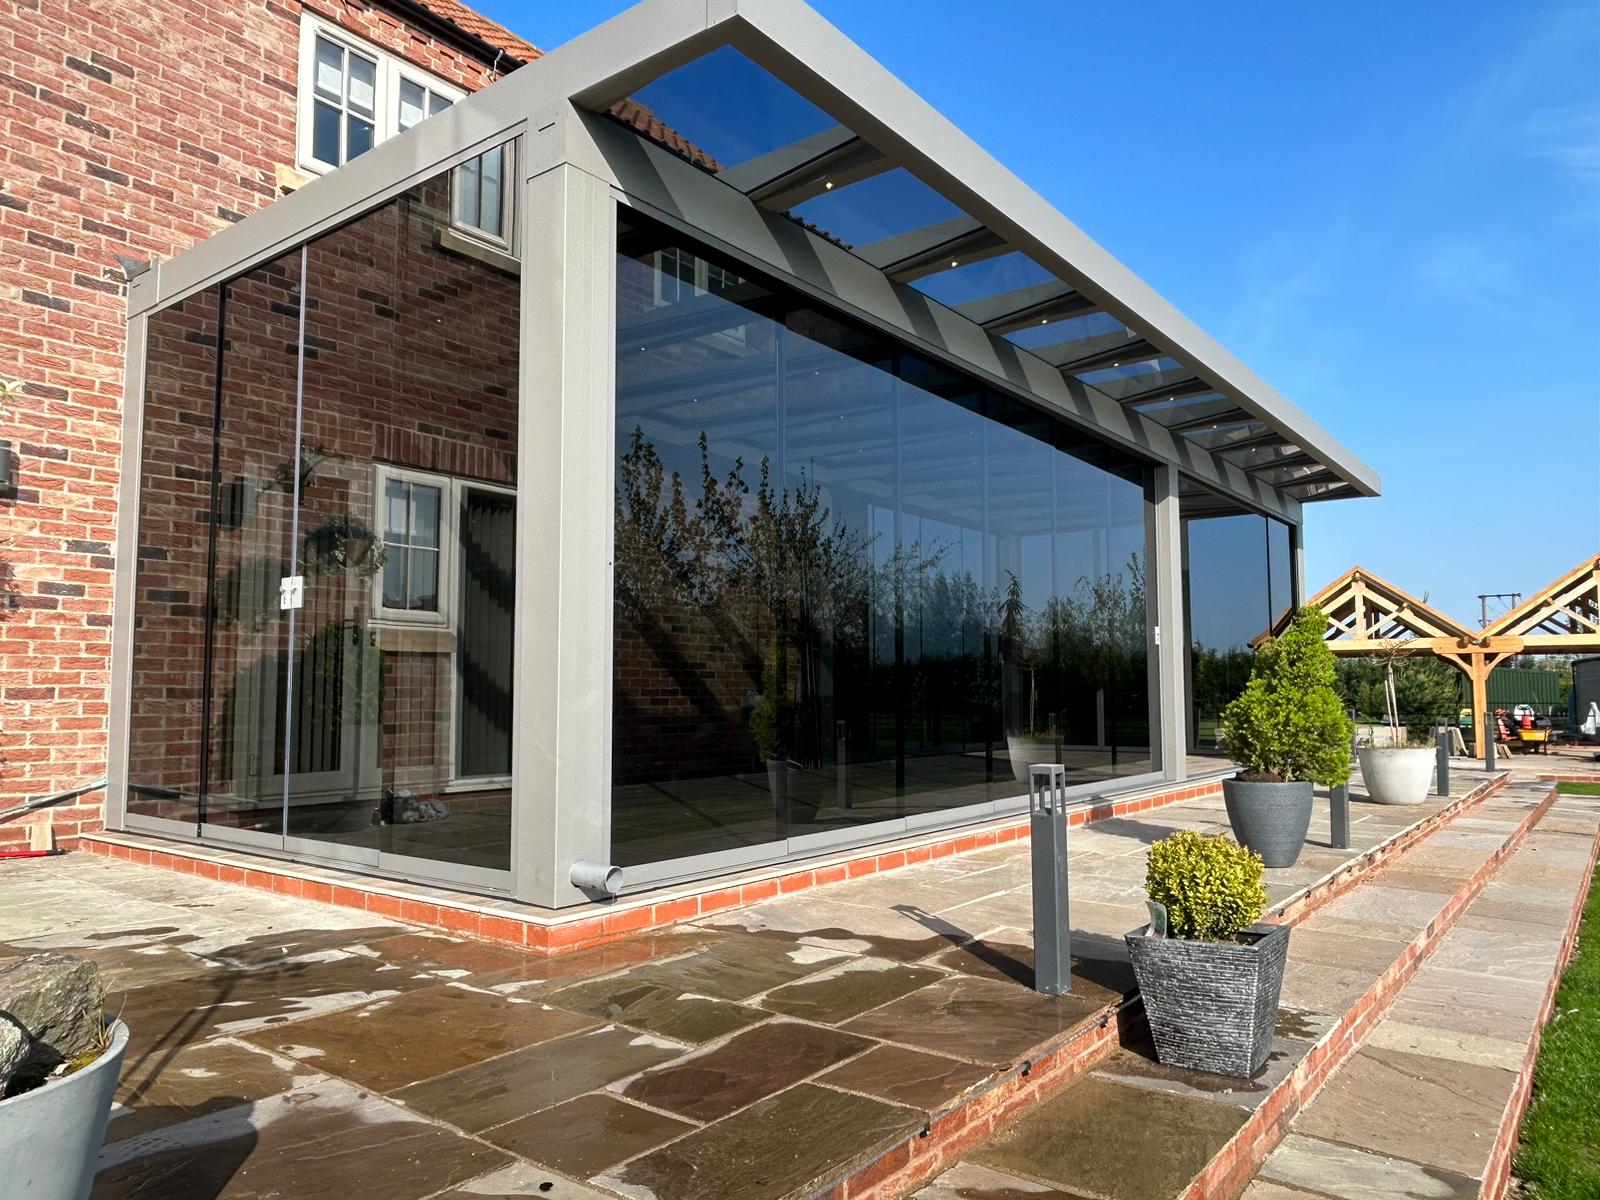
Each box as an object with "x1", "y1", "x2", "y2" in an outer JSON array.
[
  {"x1": 1042, "y1": 334, "x2": 1161, "y2": 374},
  {"x1": 1106, "y1": 375, "x2": 1214, "y2": 407},
  {"x1": 856, "y1": 216, "x2": 1009, "y2": 281},
  {"x1": 718, "y1": 124, "x2": 891, "y2": 209},
  {"x1": 953, "y1": 282, "x2": 1099, "y2": 335}
]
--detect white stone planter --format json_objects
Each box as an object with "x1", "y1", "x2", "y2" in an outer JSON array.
[
  {"x1": 0, "y1": 1018, "x2": 127, "y2": 1200},
  {"x1": 1358, "y1": 747, "x2": 1434, "y2": 806},
  {"x1": 1005, "y1": 735, "x2": 1056, "y2": 783}
]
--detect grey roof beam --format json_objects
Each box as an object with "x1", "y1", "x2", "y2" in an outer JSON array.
[
  {"x1": 856, "y1": 215, "x2": 1008, "y2": 282},
  {"x1": 954, "y1": 282, "x2": 1100, "y2": 335},
  {"x1": 1245, "y1": 450, "x2": 1316, "y2": 474},
  {"x1": 1212, "y1": 429, "x2": 1297, "y2": 456},
  {"x1": 1041, "y1": 334, "x2": 1161, "y2": 374},
  {"x1": 1106, "y1": 375, "x2": 1214, "y2": 407},
  {"x1": 718, "y1": 124, "x2": 891, "y2": 210},
  {"x1": 1165, "y1": 407, "x2": 1256, "y2": 435}
]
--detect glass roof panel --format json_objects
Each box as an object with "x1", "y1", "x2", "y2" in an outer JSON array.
[
  {"x1": 909, "y1": 251, "x2": 1054, "y2": 307},
  {"x1": 1004, "y1": 310, "x2": 1129, "y2": 352},
  {"x1": 620, "y1": 46, "x2": 836, "y2": 173},
  {"x1": 788, "y1": 167, "x2": 963, "y2": 251}
]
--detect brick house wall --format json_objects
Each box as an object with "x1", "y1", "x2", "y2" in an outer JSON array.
[{"x1": 0, "y1": 0, "x2": 535, "y2": 847}]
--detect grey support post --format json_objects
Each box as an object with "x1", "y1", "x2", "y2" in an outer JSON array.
[
  {"x1": 1436, "y1": 725, "x2": 1451, "y2": 796},
  {"x1": 1329, "y1": 782, "x2": 1351, "y2": 851},
  {"x1": 1484, "y1": 712, "x2": 1496, "y2": 772},
  {"x1": 1029, "y1": 763, "x2": 1071, "y2": 996}
]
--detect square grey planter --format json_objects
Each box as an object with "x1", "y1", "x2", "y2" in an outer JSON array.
[{"x1": 1125, "y1": 921, "x2": 1289, "y2": 1078}]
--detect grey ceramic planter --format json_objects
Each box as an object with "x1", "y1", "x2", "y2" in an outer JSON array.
[
  {"x1": 0, "y1": 1018, "x2": 128, "y2": 1200},
  {"x1": 1222, "y1": 778, "x2": 1313, "y2": 868},
  {"x1": 1126, "y1": 922, "x2": 1289, "y2": 1078}
]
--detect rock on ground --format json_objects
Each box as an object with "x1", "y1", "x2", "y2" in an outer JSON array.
[
  {"x1": 0, "y1": 1019, "x2": 27, "y2": 1094},
  {"x1": 0, "y1": 953, "x2": 107, "y2": 1091}
]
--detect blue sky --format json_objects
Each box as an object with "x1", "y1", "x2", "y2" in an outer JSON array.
[{"x1": 482, "y1": 0, "x2": 1600, "y2": 622}]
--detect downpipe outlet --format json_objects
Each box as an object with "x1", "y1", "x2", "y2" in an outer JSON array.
[{"x1": 570, "y1": 860, "x2": 624, "y2": 897}]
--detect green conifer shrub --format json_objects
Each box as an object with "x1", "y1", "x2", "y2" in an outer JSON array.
[{"x1": 1219, "y1": 605, "x2": 1354, "y2": 785}]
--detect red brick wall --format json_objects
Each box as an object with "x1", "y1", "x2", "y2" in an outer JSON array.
[{"x1": 0, "y1": 0, "x2": 527, "y2": 845}]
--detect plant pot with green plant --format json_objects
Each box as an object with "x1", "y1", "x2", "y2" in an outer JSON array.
[
  {"x1": 1126, "y1": 830, "x2": 1284, "y2": 1077},
  {"x1": 1353, "y1": 641, "x2": 1439, "y2": 806},
  {"x1": 1218, "y1": 605, "x2": 1354, "y2": 867}
]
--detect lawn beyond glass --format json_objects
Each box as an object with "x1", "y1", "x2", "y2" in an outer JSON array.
[{"x1": 1513, "y1": 783, "x2": 1600, "y2": 1198}]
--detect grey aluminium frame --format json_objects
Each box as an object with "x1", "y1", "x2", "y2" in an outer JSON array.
[{"x1": 113, "y1": 0, "x2": 1359, "y2": 908}]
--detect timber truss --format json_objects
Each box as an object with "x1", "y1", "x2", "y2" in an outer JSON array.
[{"x1": 1295, "y1": 554, "x2": 1600, "y2": 760}]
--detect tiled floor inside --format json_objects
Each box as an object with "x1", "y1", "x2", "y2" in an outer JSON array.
[{"x1": 0, "y1": 766, "x2": 1521, "y2": 1199}]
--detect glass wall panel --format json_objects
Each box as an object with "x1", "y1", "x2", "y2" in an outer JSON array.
[
  {"x1": 127, "y1": 144, "x2": 518, "y2": 883},
  {"x1": 1181, "y1": 480, "x2": 1297, "y2": 755},
  {"x1": 289, "y1": 145, "x2": 519, "y2": 873},
  {"x1": 613, "y1": 214, "x2": 1152, "y2": 869},
  {"x1": 128, "y1": 287, "x2": 223, "y2": 824}
]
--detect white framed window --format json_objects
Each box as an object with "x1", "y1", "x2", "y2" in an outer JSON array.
[
  {"x1": 653, "y1": 248, "x2": 746, "y2": 346},
  {"x1": 451, "y1": 143, "x2": 514, "y2": 248},
  {"x1": 375, "y1": 467, "x2": 452, "y2": 627},
  {"x1": 296, "y1": 15, "x2": 464, "y2": 173}
]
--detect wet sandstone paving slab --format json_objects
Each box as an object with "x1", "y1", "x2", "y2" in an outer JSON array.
[{"x1": 0, "y1": 768, "x2": 1508, "y2": 1200}]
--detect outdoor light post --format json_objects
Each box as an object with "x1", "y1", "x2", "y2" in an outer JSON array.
[
  {"x1": 1485, "y1": 711, "x2": 1496, "y2": 772},
  {"x1": 1029, "y1": 763, "x2": 1071, "y2": 996},
  {"x1": 1329, "y1": 782, "x2": 1351, "y2": 851},
  {"x1": 1436, "y1": 725, "x2": 1451, "y2": 796}
]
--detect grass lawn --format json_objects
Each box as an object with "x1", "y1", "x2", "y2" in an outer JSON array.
[{"x1": 1513, "y1": 782, "x2": 1600, "y2": 1198}]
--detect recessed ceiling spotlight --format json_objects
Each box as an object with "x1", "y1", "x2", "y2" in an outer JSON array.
[
  {"x1": 824, "y1": 181, "x2": 834, "y2": 189},
  {"x1": 949, "y1": 259, "x2": 959, "y2": 268}
]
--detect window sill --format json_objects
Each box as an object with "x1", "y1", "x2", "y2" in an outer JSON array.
[
  {"x1": 370, "y1": 623, "x2": 455, "y2": 653},
  {"x1": 437, "y1": 227, "x2": 520, "y2": 276}
]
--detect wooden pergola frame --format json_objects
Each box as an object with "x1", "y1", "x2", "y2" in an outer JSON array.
[{"x1": 1293, "y1": 554, "x2": 1600, "y2": 760}]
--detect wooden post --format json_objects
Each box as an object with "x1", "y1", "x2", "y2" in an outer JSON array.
[{"x1": 1470, "y1": 655, "x2": 1490, "y2": 764}]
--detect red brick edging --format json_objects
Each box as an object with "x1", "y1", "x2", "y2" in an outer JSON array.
[
  {"x1": 81, "y1": 780, "x2": 1226, "y2": 957},
  {"x1": 1478, "y1": 791, "x2": 1600, "y2": 1200}
]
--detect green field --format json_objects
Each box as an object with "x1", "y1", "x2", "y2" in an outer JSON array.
[{"x1": 1513, "y1": 782, "x2": 1600, "y2": 1198}]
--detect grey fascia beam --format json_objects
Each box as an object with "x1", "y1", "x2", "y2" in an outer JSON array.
[
  {"x1": 718, "y1": 124, "x2": 890, "y2": 209},
  {"x1": 955, "y1": 282, "x2": 1099, "y2": 335},
  {"x1": 855, "y1": 216, "x2": 1008, "y2": 281},
  {"x1": 716, "y1": 0, "x2": 1378, "y2": 497}
]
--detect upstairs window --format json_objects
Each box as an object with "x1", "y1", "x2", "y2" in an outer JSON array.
[{"x1": 297, "y1": 16, "x2": 463, "y2": 173}]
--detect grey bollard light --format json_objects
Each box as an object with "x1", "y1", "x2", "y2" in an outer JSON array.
[
  {"x1": 1329, "y1": 782, "x2": 1351, "y2": 850},
  {"x1": 1484, "y1": 711, "x2": 1496, "y2": 772},
  {"x1": 570, "y1": 861, "x2": 624, "y2": 896},
  {"x1": 1028, "y1": 763, "x2": 1071, "y2": 996},
  {"x1": 1436, "y1": 725, "x2": 1451, "y2": 796}
]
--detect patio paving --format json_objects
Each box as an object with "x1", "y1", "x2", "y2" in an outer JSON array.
[
  {"x1": 0, "y1": 763, "x2": 1519, "y2": 1199},
  {"x1": 908, "y1": 777, "x2": 1597, "y2": 1200}
]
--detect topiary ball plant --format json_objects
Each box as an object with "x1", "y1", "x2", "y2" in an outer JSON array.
[
  {"x1": 1145, "y1": 830, "x2": 1268, "y2": 941},
  {"x1": 1219, "y1": 605, "x2": 1354, "y2": 786}
]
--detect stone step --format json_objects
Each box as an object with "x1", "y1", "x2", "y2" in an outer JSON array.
[
  {"x1": 1247, "y1": 785, "x2": 1600, "y2": 1200},
  {"x1": 902, "y1": 778, "x2": 1584, "y2": 1200}
]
